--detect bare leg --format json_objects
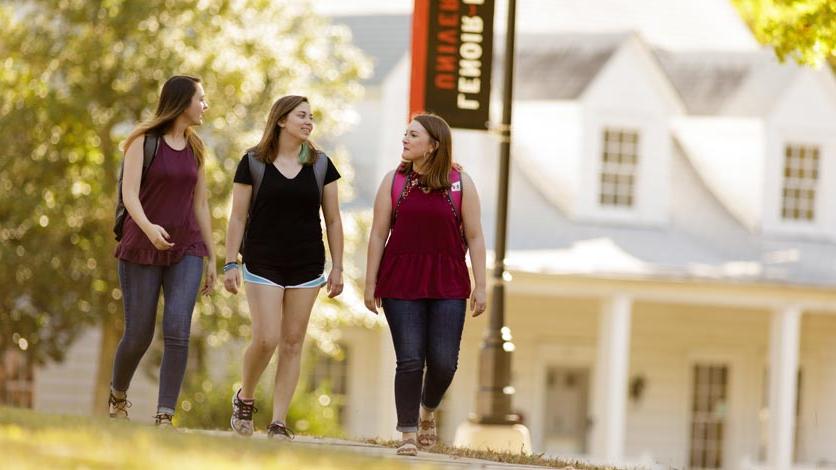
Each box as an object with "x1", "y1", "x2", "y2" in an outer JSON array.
[
  {"x1": 271, "y1": 286, "x2": 319, "y2": 422},
  {"x1": 240, "y1": 282, "x2": 285, "y2": 399}
]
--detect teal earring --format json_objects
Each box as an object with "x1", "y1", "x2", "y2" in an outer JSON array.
[{"x1": 298, "y1": 142, "x2": 310, "y2": 163}]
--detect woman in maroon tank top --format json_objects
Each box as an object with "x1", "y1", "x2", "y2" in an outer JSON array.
[
  {"x1": 108, "y1": 76, "x2": 216, "y2": 427},
  {"x1": 364, "y1": 113, "x2": 487, "y2": 455}
]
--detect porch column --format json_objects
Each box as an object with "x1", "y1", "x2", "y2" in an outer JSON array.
[
  {"x1": 767, "y1": 306, "x2": 801, "y2": 470},
  {"x1": 591, "y1": 295, "x2": 632, "y2": 461}
]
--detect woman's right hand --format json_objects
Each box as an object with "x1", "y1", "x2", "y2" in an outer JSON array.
[
  {"x1": 144, "y1": 224, "x2": 174, "y2": 251},
  {"x1": 364, "y1": 283, "x2": 380, "y2": 314},
  {"x1": 224, "y1": 267, "x2": 241, "y2": 294}
]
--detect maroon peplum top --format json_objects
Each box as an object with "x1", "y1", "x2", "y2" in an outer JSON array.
[{"x1": 114, "y1": 138, "x2": 208, "y2": 265}]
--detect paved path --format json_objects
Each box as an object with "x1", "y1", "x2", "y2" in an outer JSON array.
[{"x1": 198, "y1": 430, "x2": 567, "y2": 469}]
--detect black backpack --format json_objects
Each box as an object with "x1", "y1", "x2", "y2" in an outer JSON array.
[
  {"x1": 113, "y1": 133, "x2": 160, "y2": 241},
  {"x1": 240, "y1": 150, "x2": 328, "y2": 253}
]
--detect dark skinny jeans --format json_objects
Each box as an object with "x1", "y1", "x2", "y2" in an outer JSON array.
[
  {"x1": 111, "y1": 255, "x2": 203, "y2": 414},
  {"x1": 382, "y1": 298, "x2": 467, "y2": 433}
]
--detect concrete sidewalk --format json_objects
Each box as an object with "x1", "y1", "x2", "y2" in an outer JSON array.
[{"x1": 199, "y1": 430, "x2": 567, "y2": 469}]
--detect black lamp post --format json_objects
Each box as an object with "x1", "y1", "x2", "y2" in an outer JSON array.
[{"x1": 472, "y1": 0, "x2": 520, "y2": 426}]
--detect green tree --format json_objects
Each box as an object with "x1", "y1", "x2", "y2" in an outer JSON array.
[
  {"x1": 733, "y1": 0, "x2": 836, "y2": 66},
  {"x1": 0, "y1": 0, "x2": 370, "y2": 412}
]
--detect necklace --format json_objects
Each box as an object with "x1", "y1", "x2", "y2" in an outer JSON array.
[{"x1": 408, "y1": 171, "x2": 432, "y2": 194}]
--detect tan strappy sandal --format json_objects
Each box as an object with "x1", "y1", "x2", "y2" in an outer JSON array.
[
  {"x1": 417, "y1": 418, "x2": 438, "y2": 448},
  {"x1": 396, "y1": 438, "x2": 418, "y2": 456}
]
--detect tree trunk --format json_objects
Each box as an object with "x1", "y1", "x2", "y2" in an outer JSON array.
[{"x1": 93, "y1": 126, "x2": 122, "y2": 415}]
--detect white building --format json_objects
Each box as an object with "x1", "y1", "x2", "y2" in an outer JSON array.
[{"x1": 327, "y1": 2, "x2": 836, "y2": 469}]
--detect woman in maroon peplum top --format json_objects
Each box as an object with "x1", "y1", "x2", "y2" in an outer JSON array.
[
  {"x1": 107, "y1": 75, "x2": 216, "y2": 427},
  {"x1": 364, "y1": 113, "x2": 488, "y2": 455}
]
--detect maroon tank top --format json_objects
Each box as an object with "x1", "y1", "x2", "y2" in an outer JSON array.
[
  {"x1": 114, "y1": 137, "x2": 208, "y2": 265},
  {"x1": 375, "y1": 170, "x2": 471, "y2": 299}
]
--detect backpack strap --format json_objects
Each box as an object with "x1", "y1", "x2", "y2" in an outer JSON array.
[
  {"x1": 447, "y1": 168, "x2": 463, "y2": 221},
  {"x1": 312, "y1": 151, "x2": 328, "y2": 204},
  {"x1": 240, "y1": 150, "x2": 266, "y2": 255},
  {"x1": 390, "y1": 168, "x2": 409, "y2": 226},
  {"x1": 444, "y1": 168, "x2": 467, "y2": 249},
  {"x1": 113, "y1": 133, "x2": 161, "y2": 241},
  {"x1": 246, "y1": 150, "x2": 266, "y2": 215},
  {"x1": 142, "y1": 133, "x2": 160, "y2": 176}
]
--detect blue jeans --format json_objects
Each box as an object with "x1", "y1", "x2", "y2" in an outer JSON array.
[
  {"x1": 382, "y1": 298, "x2": 467, "y2": 432},
  {"x1": 111, "y1": 256, "x2": 203, "y2": 414}
]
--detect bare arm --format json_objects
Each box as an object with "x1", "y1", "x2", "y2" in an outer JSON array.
[
  {"x1": 222, "y1": 182, "x2": 251, "y2": 294},
  {"x1": 364, "y1": 171, "x2": 395, "y2": 313},
  {"x1": 461, "y1": 172, "x2": 487, "y2": 316},
  {"x1": 321, "y1": 180, "x2": 344, "y2": 297},
  {"x1": 122, "y1": 138, "x2": 173, "y2": 250},
  {"x1": 193, "y1": 165, "x2": 215, "y2": 295}
]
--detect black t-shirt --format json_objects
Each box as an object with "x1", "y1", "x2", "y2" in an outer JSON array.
[{"x1": 234, "y1": 154, "x2": 340, "y2": 281}]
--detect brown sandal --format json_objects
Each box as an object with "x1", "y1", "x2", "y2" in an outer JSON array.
[
  {"x1": 417, "y1": 418, "x2": 438, "y2": 448},
  {"x1": 396, "y1": 438, "x2": 418, "y2": 456}
]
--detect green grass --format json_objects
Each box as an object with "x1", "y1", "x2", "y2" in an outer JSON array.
[
  {"x1": 0, "y1": 407, "x2": 629, "y2": 469},
  {"x1": 0, "y1": 407, "x2": 433, "y2": 469}
]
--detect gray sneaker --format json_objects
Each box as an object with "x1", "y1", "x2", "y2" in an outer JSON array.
[
  {"x1": 267, "y1": 421, "x2": 295, "y2": 440},
  {"x1": 154, "y1": 412, "x2": 174, "y2": 429},
  {"x1": 230, "y1": 389, "x2": 256, "y2": 436},
  {"x1": 108, "y1": 391, "x2": 131, "y2": 420}
]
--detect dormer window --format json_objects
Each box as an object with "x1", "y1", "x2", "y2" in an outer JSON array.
[
  {"x1": 599, "y1": 128, "x2": 639, "y2": 208},
  {"x1": 781, "y1": 144, "x2": 819, "y2": 222}
]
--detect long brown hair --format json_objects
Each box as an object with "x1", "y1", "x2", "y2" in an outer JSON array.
[
  {"x1": 120, "y1": 75, "x2": 206, "y2": 167},
  {"x1": 250, "y1": 95, "x2": 319, "y2": 165},
  {"x1": 399, "y1": 113, "x2": 454, "y2": 190}
]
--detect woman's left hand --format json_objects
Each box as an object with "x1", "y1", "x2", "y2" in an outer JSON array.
[
  {"x1": 326, "y1": 268, "x2": 344, "y2": 298},
  {"x1": 470, "y1": 287, "x2": 487, "y2": 317},
  {"x1": 201, "y1": 258, "x2": 217, "y2": 296}
]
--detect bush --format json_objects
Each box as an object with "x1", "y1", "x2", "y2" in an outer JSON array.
[{"x1": 174, "y1": 357, "x2": 344, "y2": 437}]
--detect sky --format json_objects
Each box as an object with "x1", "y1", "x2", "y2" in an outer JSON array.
[
  {"x1": 310, "y1": 0, "x2": 759, "y2": 52},
  {"x1": 310, "y1": 0, "x2": 412, "y2": 16}
]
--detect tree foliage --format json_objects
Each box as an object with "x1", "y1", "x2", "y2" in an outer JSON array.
[
  {"x1": 734, "y1": 0, "x2": 836, "y2": 67},
  {"x1": 0, "y1": 0, "x2": 371, "y2": 366}
]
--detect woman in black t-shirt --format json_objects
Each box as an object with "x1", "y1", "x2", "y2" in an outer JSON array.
[{"x1": 222, "y1": 95, "x2": 344, "y2": 439}]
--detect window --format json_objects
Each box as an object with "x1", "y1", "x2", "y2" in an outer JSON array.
[
  {"x1": 0, "y1": 349, "x2": 34, "y2": 407},
  {"x1": 781, "y1": 144, "x2": 819, "y2": 221},
  {"x1": 599, "y1": 128, "x2": 639, "y2": 207},
  {"x1": 689, "y1": 364, "x2": 728, "y2": 470},
  {"x1": 543, "y1": 367, "x2": 590, "y2": 454}
]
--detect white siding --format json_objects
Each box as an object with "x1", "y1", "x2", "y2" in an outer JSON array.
[
  {"x1": 34, "y1": 326, "x2": 159, "y2": 423},
  {"x1": 798, "y1": 313, "x2": 836, "y2": 465},
  {"x1": 513, "y1": 101, "x2": 583, "y2": 215},
  {"x1": 626, "y1": 302, "x2": 770, "y2": 469}
]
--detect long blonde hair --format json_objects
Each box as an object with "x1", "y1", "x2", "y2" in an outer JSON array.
[
  {"x1": 399, "y1": 113, "x2": 454, "y2": 190},
  {"x1": 120, "y1": 75, "x2": 206, "y2": 167},
  {"x1": 250, "y1": 95, "x2": 319, "y2": 165}
]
